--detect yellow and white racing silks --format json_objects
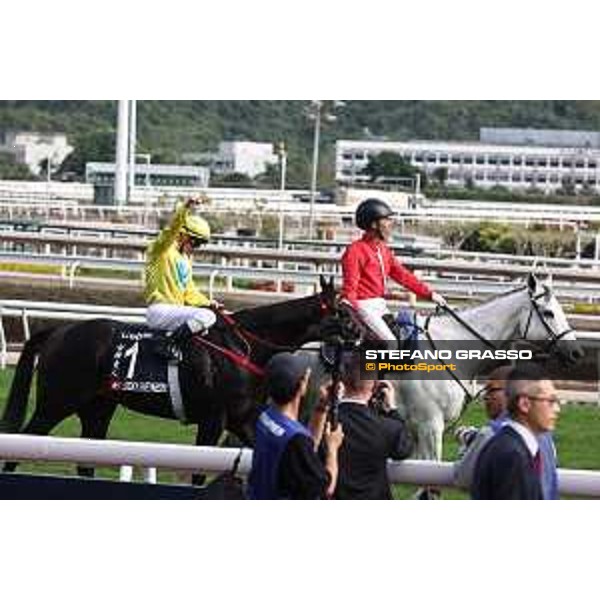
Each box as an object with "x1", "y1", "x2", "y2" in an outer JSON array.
[{"x1": 144, "y1": 203, "x2": 210, "y2": 307}]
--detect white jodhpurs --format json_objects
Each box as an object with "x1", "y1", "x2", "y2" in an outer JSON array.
[
  {"x1": 146, "y1": 304, "x2": 217, "y2": 333},
  {"x1": 355, "y1": 297, "x2": 396, "y2": 341}
]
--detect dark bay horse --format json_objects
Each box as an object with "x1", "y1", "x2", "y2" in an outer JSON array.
[{"x1": 1, "y1": 277, "x2": 342, "y2": 476}]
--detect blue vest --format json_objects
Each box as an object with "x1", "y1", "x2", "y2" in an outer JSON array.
[
  {"x1": 247, "y1": 406, "x2": 313, "y2": 500},
  {"x1": 490, "y1": 412, "x2": 558, "y2": 500},
  {"x1": 538, "y1": 434, "x2": 558, "y2": 500}
]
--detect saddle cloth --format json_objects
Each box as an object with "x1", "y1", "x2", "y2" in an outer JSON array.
[
  {"x1": 395, "y1": 309, "x2": 422, "y2": 345},
  {"x1": 108, "y1": 326, "x2": 188, "y2": 422},
  {"x1": 109, "y1": 327, "x2": 169, "y2": 394}
]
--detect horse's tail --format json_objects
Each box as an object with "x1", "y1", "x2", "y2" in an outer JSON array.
[{"x1": 0, "y1": 327, "x2": 56, "y2": 433}]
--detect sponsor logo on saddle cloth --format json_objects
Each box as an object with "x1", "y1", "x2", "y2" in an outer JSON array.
[{"x1": 110, "y1": 329, "x2": 169, "y2": 393}]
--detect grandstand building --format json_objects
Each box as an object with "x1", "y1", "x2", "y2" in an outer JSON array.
[{"x1": 336, "y1": 127, "x2": 600, "y2": 193}]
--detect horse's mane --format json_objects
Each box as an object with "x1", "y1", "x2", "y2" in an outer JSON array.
[
  {"x1": 456, "y1": 284, "x2": 528, "y2": 316},
  {"x1": 234, "y1": 293, "x2": 319, "y2": 330}
]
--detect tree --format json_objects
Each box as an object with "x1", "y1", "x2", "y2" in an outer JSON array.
[
  {"x1": 55, "y1": 129, "x2": 115, "y2": 180},
  {"x1": 0, "y1": 151, "x2": 35, "y2": 180},
  {"x1": 362, "y1": 151, "x2": 420, "y2": 183},
  {"x1": 432, "y1": 167, "x2": 448, "y2": 187},
  {"x1": 211, "y1": 172, "x2": 254, "y2": 188},
  {"x1": 558, "y1": 178, "x2": 576, "y2": 196},
  {"x1": 254, "y1": 162, "x2": 280, "y2": 188}
]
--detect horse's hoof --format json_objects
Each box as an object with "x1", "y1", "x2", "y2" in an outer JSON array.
[
  {"x1": 191, "y1": 474, "x2": 207, "y2": 487},
  {"x1": 414, "y1": 487, "x2": 441, "y2": 500}
]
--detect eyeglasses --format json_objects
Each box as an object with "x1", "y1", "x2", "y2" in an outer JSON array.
[{"x1": 527, "y1": 395, "x2": 561, "y2": 407}]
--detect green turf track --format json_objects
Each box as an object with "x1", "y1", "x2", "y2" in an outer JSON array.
[{"x1": 1, "y1": 369, "x2": 599, "y2": 496}]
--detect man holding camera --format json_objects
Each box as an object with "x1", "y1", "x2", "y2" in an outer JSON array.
[
  {"x1": 248, "y1": 352, "x2": 345, "y2": 500},
  {"x1": 333, "y1": 351, "x2": 414, "y2": 499}
]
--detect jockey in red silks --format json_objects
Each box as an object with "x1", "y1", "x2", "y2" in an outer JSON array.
[{"x1": 341, "y1": 198, "x2": 447, "y2": 341}]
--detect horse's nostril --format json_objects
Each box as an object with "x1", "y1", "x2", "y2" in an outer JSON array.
[{"x1": 570, "y1": 347, "x2": 584, "y2": 362}]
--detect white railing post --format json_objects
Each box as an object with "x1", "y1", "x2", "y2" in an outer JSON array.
[
  {"x1": 0, "y1": 306, "x2": 7, "y2": 370},
  {"x1": 208, "y1": 269, "x2": 220, "y2": 301},
  {"x1": 21, "y1": 308, "x2": 30, "y2": 341},
  {"x1": 143, "y1": 467, "x2": 157, "y2": 484},
  {"x1": 119, "y1": 465, "x2": 134, "y2": 482},
  {"x1": 68, "y1": 261, "x2": 80, "y2": 289}
]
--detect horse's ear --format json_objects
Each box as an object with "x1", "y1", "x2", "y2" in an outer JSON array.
[
  {"x1": 328, "y1": 275, "x2": 334, "y2": 290},
  {"x1": 319, "y1": 274, "x2": 326, "y2": 291},
  {"x1": 527, "y1": 273, "x2": 538, "y2": 292},
  {"x1": 544, "y1": 273, "x2": 553, "y2": 288}
]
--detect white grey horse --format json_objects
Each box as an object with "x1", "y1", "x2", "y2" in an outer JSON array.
[{"x1": 302, "y1": 273, "x2": 583, "y2": 462}]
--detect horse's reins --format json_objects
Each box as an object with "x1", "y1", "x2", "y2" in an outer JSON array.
[
  {"x1": 421, "y1": 309, "x2": 483, "y2": 416},
  {"x1": 191, "y1": 335, "x2": 266, "y2": 377},
  {"x1": 190, "y1": 300, "x2": 349, "y2": 379},
  {"x1": 217, "y1": 308, "x2": 301, "y2": 354},
  {"x1": 425, "y1": 287, "x2": 574, "y2": 430}
]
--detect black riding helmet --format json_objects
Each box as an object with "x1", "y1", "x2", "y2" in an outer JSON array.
[{"x1": 355, "y1": 198, "x2": 395, "y2": 231}]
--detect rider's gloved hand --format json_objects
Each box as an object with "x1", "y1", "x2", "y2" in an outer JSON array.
[
  {"x1": 340, "y1": 298, "x2": 356, "y2": 312},
  {"x1": 184, "y1": 197, "x2": 199, "y2": 210},
  {"x1": 431, "y1": 292, "x2": 448, "y2": 308}
]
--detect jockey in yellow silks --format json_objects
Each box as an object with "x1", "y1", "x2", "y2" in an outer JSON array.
[{"x1": 144, "y1": 197, "x2": 217, "y2": 358}]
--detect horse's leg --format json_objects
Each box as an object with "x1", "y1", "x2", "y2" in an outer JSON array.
[
  {"x1": 191, "y1": 408, "x2": 225, "y2": 486},
  {"x1": 227, "y1": 414, "x2": 255, "y2": 448},
  {"x1": 2, "y1": 403, "x2": 66, "y2": 474},
  {"x1": 413, "y1": 413, "x2": 445, "y2": 500},
  {"x1": 76, "y1": 399, "x2": 117, "y2": 478}
]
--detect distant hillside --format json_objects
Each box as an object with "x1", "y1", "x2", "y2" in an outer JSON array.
[{"x1": 3, "y1": 100, "x2": 600, "y2": 185}]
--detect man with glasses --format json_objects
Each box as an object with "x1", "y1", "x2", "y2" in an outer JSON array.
[
  {"x1": 471, "y1": 364, "x2": 560, "y2": 500},
  {"x1": 455, "y1": 365, "x2": 559, "y2": 498},
  {"x1": 145, "y1": 197, "x2": 219, "y2": 360}
]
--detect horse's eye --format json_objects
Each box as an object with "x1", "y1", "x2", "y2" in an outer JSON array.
[{"x1": 542, "y1": 309, "x2": 554, "y2": 319}]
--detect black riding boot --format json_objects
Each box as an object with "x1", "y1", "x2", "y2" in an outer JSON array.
[
  {"x1": 155, "y1": 323, "x2": 195, "y2": 362},
  {"x1": 382, "y1": 314, "x2": 404, "y2": 345}
]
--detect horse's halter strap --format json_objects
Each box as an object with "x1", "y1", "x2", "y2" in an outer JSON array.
[{"x1": 522, "y1": 289, "x2": 574, "y2": 353}]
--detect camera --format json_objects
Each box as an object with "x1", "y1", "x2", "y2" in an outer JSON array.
[
  {"x1": 454, "y1": 426, "x2": 479, "y2": 448},
  {"x1": 369, "y1": 382, "x2": 389, "y2": 414}
]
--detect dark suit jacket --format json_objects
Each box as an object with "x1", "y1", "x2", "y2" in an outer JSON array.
[{"x1": 471, "y1": 426, "x2": 543, "y2": 500}]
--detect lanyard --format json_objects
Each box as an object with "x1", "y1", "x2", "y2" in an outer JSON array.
[{"x1": 375, "y1": 245, "x2": 387, "y2": 294}]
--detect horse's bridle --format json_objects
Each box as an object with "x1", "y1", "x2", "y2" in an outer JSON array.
[
  {"x1": 521, "y1": 288, "x2": 575, "y2": 354},
  {"x1": 424, "y1": 286, "x2": 573, "y2": 425}
]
